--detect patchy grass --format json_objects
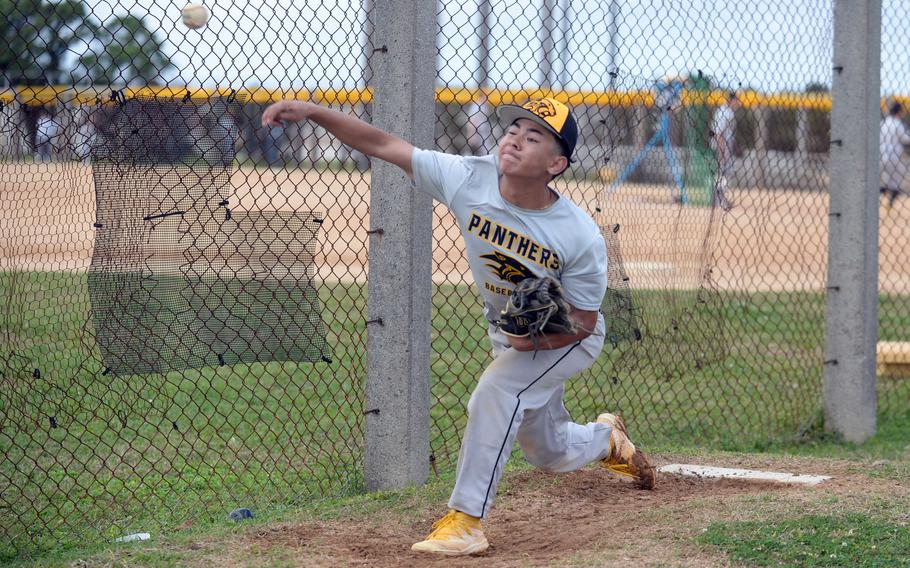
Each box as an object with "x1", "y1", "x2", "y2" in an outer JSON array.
[
  {"x1": 700, "y1": 514, "x2": 910, "y2": 567},
  {"x1": 10, "y1": 449, "x2": 910, "y2": 568},
  {"x1": 3, "y1": 272, "x2": 910, "y2": 563}
]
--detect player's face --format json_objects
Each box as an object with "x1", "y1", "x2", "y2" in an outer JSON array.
[{"x1": 498, "y1": 119, "x2": 567, "y2": 179}]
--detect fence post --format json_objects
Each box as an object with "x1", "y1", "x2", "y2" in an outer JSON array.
[
  {"x1": 476, "y1": 0, "x2": 491, "y2": 89},
  {"x1": 537, "y1": 0, "x2": 556, "y2": 88},
  {"x1": 824, "y1": 0, "x2": 880, "y2": 442},
  {"x1": 796, "y1": 108, "x2": 809, "y2": 156},
  {"x1": 753, "y1": 106, "x2": 768, "y2": 188},
  {"x1": 364, "y1": 0, "x2": 435, "y2": 491}
]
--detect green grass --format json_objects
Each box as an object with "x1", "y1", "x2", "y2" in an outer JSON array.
[
  {"x1": 1, "y1": 271, "x2": 369, "y2": 560},
  {"x1": 700, "y1": 514, "x2": 910, "y2": 567},
  {"x1": 648, "y1": 411, "x2": 910, "y2": 470},
  {"x1": 747, "y1": 402, "x2": 910, "y2": 464},
  {"x1": 2, "y1": 271, "x2": 910, "y2": 561},
  {"x1": 563, "y1": 287, "x2": 831, "y2": 452},
  {"x1": 570, "y1": 289, "x2": 910, "y2": 452}
]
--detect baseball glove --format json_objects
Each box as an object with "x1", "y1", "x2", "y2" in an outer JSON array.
[{"x1": 498, "y1": 276, "x2": 578, "y2": 342}]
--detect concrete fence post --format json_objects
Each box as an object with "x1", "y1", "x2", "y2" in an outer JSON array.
[
  {"x1": 364, "y1": 0, "x2": 435, "y2": 490},
  {"x1": 753, "y1": 105, "x2": 769, "y2": 188},
  {"x1": 796, "y1": 108, "x2": 809, "y2": 156},
  {"x1": 824, "y1": 0, "x2": 880, "y2": 442}
]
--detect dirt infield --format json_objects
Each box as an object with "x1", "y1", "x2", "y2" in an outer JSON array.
[
  {"x1": 241, "y1": 469, "x2": 773, "y2": 567},
  {"x1": 2, "y1": 161, "x2": 910, "y2": 293},
  {"x1": 171, "y1": 452, "x2": 908, "y2": 568}
]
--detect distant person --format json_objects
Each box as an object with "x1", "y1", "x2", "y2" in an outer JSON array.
[
  {"x1": 35, "y1": 110, "x2": 59, "y2": 162},
  {"x1": 216, "y1": 110, "x2": 238, "y2": 166},
  {"x1": 74, "y1": 112, "x2": 96, "y2": 164},
  {"x1": 710, "y1": 92, "x2": 741, "y2": 212},
  {"x1": 463, "y1": 92, "x2": 493, "y2": 156},
  {"x1": 880, "y1": 101, "x2": 910, "y2": 210}
]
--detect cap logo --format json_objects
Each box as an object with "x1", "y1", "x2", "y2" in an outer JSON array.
[
  {"x1": 523, "y1": 99, "x2": 557, "y2": 119},
  {"x1": 498, "y1": 97, "x2": 576, "y2": 161}
]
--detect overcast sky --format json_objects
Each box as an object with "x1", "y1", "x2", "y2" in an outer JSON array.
[{"x1": 74, "y1": 0, "x2": 907, "y2": 95}]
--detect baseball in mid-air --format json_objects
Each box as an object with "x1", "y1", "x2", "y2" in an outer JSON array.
[{"x1": 181, "y1": 2, "x2": 209, "y2": 29}]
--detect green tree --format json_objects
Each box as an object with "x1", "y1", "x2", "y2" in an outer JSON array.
[
  {"x1": 79, "y1": 14, "x2": 173, "y2": 86},
  {"x1": 0, "y1": 0, "x2": 93, "y2": 86},
  {"x1": 804, "y1": 82, "x2": 829, "y2": 93}
]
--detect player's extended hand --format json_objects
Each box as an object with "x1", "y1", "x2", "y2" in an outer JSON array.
[{"x1": 261, "y1": 100, "x2": 314, "y2": 128}]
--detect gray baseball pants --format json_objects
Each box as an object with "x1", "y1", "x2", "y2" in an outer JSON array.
[{"x1": 447, "y1": 316, "x2": 610, "y2": 519}]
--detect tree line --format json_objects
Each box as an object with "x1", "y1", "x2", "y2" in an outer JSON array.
[{"x1": 1, "y1": 0, "x2": 172, "y2": 88}]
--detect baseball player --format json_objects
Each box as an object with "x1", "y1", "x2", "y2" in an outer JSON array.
[
  {"x1": 880, "y1": 101, "x2": 910, "y2": 210},
  {"x1": 262, "y1": 96, "x2": 656, "y2": 557},
  {"x1": 710, "y1": 91, "x2": 741, "y2": 212},
  {"x1": 34, "y1": 109, "x2": 60, "y2": 162}
]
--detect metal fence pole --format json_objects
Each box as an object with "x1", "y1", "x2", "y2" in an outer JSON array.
[
  {"x1": 476, "y1": 0, "x2": 491, "y2": 90},
  {"x1": 364, "y1": 0, "x2": 435, "y2": 491},
  {"x1": 824, "y1": 0, "x2": 880, "y2": 442},
  {"x1": 537, "y1": 0, "x2": 556, "y2": 88}
]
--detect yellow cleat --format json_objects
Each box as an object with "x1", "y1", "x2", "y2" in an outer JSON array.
[
  {"x1": 411, "y1": 510, "x2": 489, "y2": 556},
  {"x1": 597, "y1": 413, "x2": 657, "y2": 490}
]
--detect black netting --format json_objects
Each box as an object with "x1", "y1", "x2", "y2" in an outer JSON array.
[
  {"x1": 87, "y1": 96, "x2": 328, "y2": 375},
  {"x1": 600, "y1": 223, "x2": 641, "y2": 347}
]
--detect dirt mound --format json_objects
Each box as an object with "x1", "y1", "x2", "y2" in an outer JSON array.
[{"x1": 245, "y1": 468, "x2": 790, "y2": 567}]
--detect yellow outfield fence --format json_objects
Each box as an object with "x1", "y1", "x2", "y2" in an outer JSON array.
[{"x1": 0, "y1": 85, "x2": 848, "y2": 111}]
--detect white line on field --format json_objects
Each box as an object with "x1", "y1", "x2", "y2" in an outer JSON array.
[{"x1": 657, "y1": 464, "x2": 832, "y2": 485}]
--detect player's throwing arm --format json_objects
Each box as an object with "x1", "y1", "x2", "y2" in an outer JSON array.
[{"x1": 261, "y1": 101, "x2": 414, "y2": 177}]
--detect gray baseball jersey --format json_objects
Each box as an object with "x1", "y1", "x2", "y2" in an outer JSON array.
[
  {"x1": 412, "y1": 148, "x2": 613, "y2": 518},
  {"x1": 412, "y1": 149, "x2": 607, "y2": 343}
]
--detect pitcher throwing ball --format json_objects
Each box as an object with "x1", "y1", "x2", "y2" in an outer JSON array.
[{"x1": 262, "y1": 96, "x2": 656, "y2": 557}]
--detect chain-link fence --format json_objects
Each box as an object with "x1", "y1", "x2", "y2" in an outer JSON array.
[
  {"x1": 878, "y1": 0, "x2": 910, "y2": 417},
  {"x1": 1, "y1": 0, "x2": 376, "y2": 558},
  {"x1": 430, "y1": 0, "x2": 837, "y2": 465},
  {"x1": 1, "y1": 0, "x2": 907, "y2": 560}
]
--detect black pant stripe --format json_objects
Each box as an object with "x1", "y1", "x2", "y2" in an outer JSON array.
[{"x1": 479, "y1": 342, "x2": 582, "y2": 516}]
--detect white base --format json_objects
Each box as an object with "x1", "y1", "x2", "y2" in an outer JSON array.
[{"x1": 657, "y1": 464, "x2": 831, "y2": 486}]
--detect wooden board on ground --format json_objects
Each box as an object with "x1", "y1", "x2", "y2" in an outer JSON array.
[{"x1": 877, "y1": 341, "x2": 910, "y2": 378}]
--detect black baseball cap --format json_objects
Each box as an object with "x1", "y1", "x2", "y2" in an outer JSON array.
[{"x1": 496, "y1": 97, "x2": 579, "y2": 162}]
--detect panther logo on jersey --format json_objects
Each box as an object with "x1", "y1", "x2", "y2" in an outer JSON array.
[
  {"x1": 523, "y1": 99, "x2": 557, "y2": 119},
  {"x1": 480, "y1": 251, "x2": 534, "y2": 285}
]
